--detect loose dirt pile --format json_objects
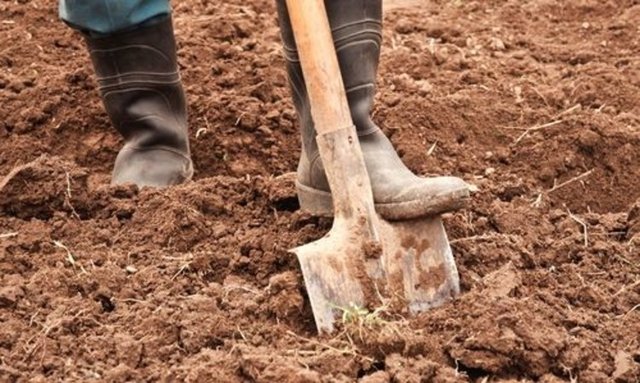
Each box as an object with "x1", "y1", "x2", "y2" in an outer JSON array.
[{"x1": 1, "y1": 0, "x2": 639, "y2": 382}]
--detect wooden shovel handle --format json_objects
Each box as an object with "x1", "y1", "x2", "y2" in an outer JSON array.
[
  {"x1": 285, "y1": 0, "x2": 354, "y2": 134},
  {"x1": 286, "y1": 0, "x2": 378, "y2": 231}
]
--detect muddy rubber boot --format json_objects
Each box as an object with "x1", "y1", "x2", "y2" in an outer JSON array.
[
  {"x1": 276, "y1": 0, "x2": 470, "y2": 220},
  {"x1": 84, "y1": 16, "x2": 193, "y2": 187}
]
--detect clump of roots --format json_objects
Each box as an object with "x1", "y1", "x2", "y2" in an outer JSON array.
[{"x1": 337, "y1": 303, "x2": 405, "y2": 342}]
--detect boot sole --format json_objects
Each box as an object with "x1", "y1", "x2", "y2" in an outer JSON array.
[{"x1": 296, "y1": 181, "x2": 470, "y2": 221}]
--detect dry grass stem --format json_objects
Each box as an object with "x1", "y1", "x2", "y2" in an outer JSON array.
[
  {"x1": 554, "y1": 103, "x2": 582, "y2": 118},
  {"x1": 53, "y1": 240, "x2": 87, "y2": 274},
  {"x1": 619, "y1": 303, "x2": 640, "y2": 319},
  {"x1": 171, "y1": 263, "x2": 192, "y2": 281},
  {"x1": 613, "y1": 280, "x2": 640, "y2": 298},
  {"x1": 195, "y1": 127, "x2": 208, "y2": 139},
  {"x1": 531, "y1": 193, "x2": 543, "y2": 208},
  {"x1": 62, "y1": 169, "x2": 80, "y2": 219},
  {"x1": 285, "y1": 330, "x2": 373, "y2": 362},
  {"x1": 426, "y1": 140, "x2": 438, "y2": 156},
  {"x1": 566, "y1": 208, "x2": 588, "y2": 246},
  {"x1": 451, "y1": 233, "x2": 519, "y2": 244},
  {"x1": 512, "y1": 120, "x2": 563, "y2": 144},
  {"x1": 548, "y1": 169, "x2": 594, "y2": 193}
]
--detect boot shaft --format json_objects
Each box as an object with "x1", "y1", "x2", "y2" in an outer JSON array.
[
  {"x1": 276, "y1": 0, "x2": 383, "y2": 142},
  {"x1": 84, "y1": 16, "x2": 189, "y2": 153}
]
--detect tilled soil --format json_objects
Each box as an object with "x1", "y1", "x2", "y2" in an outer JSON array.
[{"x1": 1, "y1": 0, "x2": 639, "y2": 382}]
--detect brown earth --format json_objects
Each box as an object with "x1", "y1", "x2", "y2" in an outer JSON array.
[{"x1": 1, "y1": 0, "x2": 639, "y2": 382}]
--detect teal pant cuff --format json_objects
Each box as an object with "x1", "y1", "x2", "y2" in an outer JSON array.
[{"x1": 59, "y1": 0, "x2": 171, "y2": 35}]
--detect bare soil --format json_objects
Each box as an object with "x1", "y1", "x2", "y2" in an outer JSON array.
[{"x1": 1, "y1": 0, "x2": 639, "y2": 382}]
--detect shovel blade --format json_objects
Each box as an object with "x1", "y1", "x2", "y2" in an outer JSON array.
[
  {"x1": 378, "y1": 216, "x2": 460, "y2": 313},
  {"x1": 293, "y1": 216, "x2": 459, "y2": 334},
  {"x1": 292, "y1": 221, "x2": 372, "y2": 334}
]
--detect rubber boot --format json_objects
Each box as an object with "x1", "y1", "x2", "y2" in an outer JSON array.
[
  {"x1": 276, "y1": 0, "x2": 469, "y2": 220},
  {"x1": 84, "y1": 16, "x2": 193, "y2": 187}
]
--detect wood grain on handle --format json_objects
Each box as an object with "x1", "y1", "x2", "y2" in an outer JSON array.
[{"x1": 285, "y1": 0, "x2": 353, "y2": 134}]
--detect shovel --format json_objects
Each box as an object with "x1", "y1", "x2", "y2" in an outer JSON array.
[{"x1": 286, "y1": 0, "x2": 461, "y2": 333}]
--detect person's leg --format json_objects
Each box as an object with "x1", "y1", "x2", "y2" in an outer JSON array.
[
  {"x1": 59, "y1": 1, "x2": 192, "y2": 187},
  {"x1": 276, "y1": 0, "x2": 469, "y2": 220},
  {"x1": 59, "y1": 0, "x2": 170, "y2": 35}
]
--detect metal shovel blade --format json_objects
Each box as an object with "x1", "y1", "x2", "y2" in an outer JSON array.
[
  {"x1": 293, "y1": 215, "x2": 460, "y2": 334},
  {"x1": 377, "y1": 216, "x2": 460, "y2": 314}
]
